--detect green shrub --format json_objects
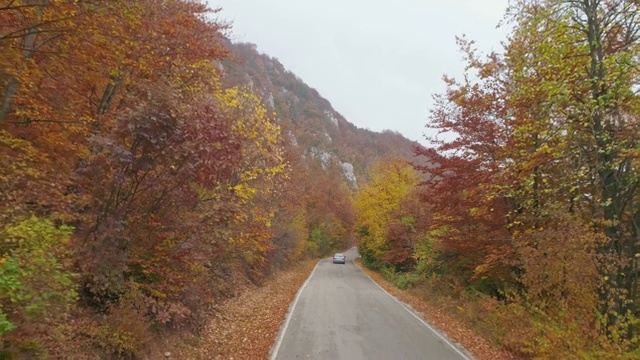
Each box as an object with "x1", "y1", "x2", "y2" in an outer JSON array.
[
  {"x1": 0, "y1": 216, "x2": 77, "y2": 351},
  {"x1": 377, "y1": 266, "x2": 423, "y2": 290}
]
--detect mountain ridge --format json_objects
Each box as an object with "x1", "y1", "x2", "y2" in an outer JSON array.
[{"x1": 219, "y1": 41, "x2": 424, "y2": 187}]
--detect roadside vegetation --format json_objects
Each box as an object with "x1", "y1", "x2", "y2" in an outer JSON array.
[
  {"x1": 0, "y1": 1, "x2": 352, "y2": 357},
  {"x1": 2, "y1": 0, "x2": 638, "y2": 358},
  {"x1": 356, "y1": 1, "x2": 639, "y2": 358},
  {"x1": 150, "y1": 260, "x2": 317, "y2": 359},
  {"x1": 355, "y1": 259, "x2": 513, "y2": 360}
]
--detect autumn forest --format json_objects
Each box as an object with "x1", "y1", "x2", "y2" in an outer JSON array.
[{"x1": 1, "y1": 0, "x2": 639, "y2": 359}]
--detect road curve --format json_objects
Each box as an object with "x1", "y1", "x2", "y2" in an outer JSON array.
[{"x1": 271, "y1": 247, "x2": 472, "y2": 360}]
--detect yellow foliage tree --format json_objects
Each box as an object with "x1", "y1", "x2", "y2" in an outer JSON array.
[
  {"x1": 216, "y1": 87, "x2": 286, "y2": 271},
  {"x1": 354, "y1": 158, "x2": 418, "y2": 266}
]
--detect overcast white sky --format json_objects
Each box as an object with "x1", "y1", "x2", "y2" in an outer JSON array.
[{"x1": 209, "y1": 1, "x2": 511, "y2": 144}]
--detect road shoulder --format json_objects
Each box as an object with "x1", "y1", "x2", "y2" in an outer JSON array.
[
  {"x1": 156, "y1": 260, "x2": 318, "y2": 359},
  {"x1": 354, "y1": 259, "x2": 514, "y2": 360}
]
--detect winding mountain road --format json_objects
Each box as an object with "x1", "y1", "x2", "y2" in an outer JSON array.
[{"x1": 271, "y1": 248, "x2": 472, "y2": 360}]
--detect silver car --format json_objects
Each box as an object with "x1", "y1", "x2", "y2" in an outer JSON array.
[{"x1": 332, "y1": 253, "x2": 346, "y2": 264}]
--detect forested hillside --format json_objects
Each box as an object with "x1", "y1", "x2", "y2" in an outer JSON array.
[
  {"x1": 221, "y1": 41, "x2": 422, "y2": 189},
  {"x1": 0, "y1": 1, "x2": 418, "y2": 357},
  {"x1": 354, "y1": 1, "x2": 640, "y2": 358}
]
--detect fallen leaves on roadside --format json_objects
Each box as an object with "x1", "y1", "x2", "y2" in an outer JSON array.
[
  {"x1": 355, "y1": 260, "x2": 519, "y2": 360},
  {"x1": 174, "y1": 260, "x2": 317, "y2": 359}
]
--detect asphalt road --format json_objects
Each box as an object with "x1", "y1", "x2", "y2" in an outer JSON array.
[{"x1": 271, "y1": 248, "x2": 472, "y2": 360}]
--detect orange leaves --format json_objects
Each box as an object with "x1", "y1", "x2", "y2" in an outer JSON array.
[
  {"x1": 3, "y1": 0, "x2": 243, "y2": 325},
  {"x1": 413, "y1": 0, "x2": 640, "y2": 355},
  {"x1": 0, "y1": 0, "x2": 316, "y2": 356},
  {"x1": 191, "y1": 261, "x2": 317, "y2": 359}
]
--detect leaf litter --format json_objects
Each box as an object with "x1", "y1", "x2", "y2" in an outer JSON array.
[{"x1": 162, "y1": 260, "x2": 317, "y2": 359}]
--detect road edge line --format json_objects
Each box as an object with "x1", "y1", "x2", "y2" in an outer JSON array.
[
  {"x1": 269, "y1": 259, "x2": 322, "y2": 360},
  {"x1": 353, "y1": 259, "x2": 474, "y2": 360}
]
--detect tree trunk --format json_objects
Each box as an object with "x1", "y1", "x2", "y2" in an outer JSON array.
[{"x1": 0, "y1": 0, "x2": 45, "y2": 124}]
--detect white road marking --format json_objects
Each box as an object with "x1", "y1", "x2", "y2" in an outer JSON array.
[
  {"x1": 353, "y1": 259, "x2": 473, "y2": 360},
  {"x1": 269, "y1": 260, "x2": 322, "y2": 360}
]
